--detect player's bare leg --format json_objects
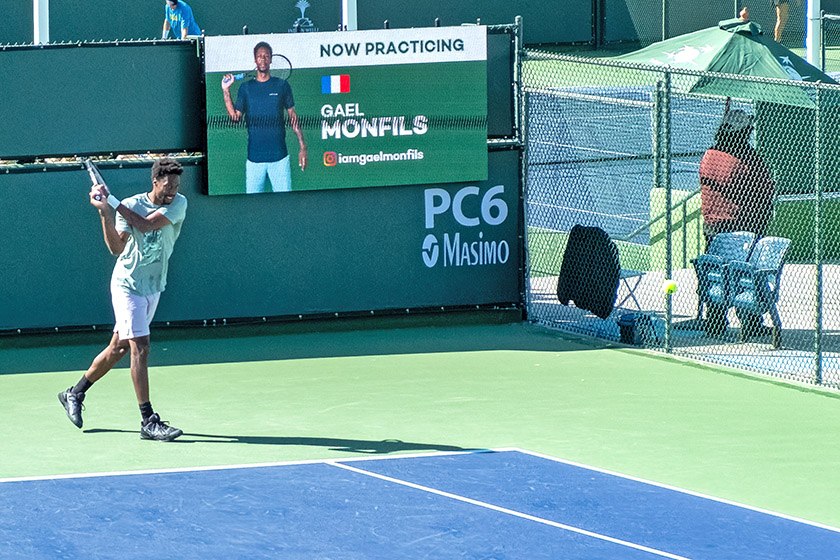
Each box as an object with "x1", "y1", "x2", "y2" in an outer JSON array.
[
  {"x1": 59, "y1": 332, "x2": 129, "y2": 428},
  {"x1": 128, "y1": 336, "x2": 151, "y2": 404},
  {"x1": 86, "y1": 332, "x2": 131, "y2": 382},
  {"x1": 128, "y1": 335, "x2": 182, "y2": 441}
]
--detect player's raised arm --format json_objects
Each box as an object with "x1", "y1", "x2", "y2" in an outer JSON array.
[
  {"x1": 116, "y1": 206, "x2": 173, "y2": 234},
  {"x1": 221, "y1": 75, "x2": 242, "y2": 122},
  {"x1": 90, "y1": 185, "x2": 129, "y2": 255},
  {"x1": 93, "y1": 183, "x2": 173, "y2": 234}
]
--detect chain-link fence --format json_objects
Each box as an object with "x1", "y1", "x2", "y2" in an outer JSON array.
[{"x1": 522, "y1": 50, "x2": 840, "y2": 388}]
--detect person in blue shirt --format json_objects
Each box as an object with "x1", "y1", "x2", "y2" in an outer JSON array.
[
  {"x1": 221, "y1": 42, "x2": 308, "y2": 193},
  {"x1": 163, "y1": 0, "x2": 201, "y2": 39}
]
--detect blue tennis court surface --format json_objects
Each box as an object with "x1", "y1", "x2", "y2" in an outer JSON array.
[{"x1": 2, "y1": 449, "x2": 838, "y2": 559}]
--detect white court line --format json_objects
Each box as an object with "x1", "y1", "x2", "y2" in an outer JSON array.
[
  {"x1": 0, "y1": 448, "x2": 484, "y2": 484},
  {"x1": 528, "y1": 200, "x2": 647, "y2": 221},
  {"x1": 327, "y1": 460, "x2": 691, "y2": 560},
  {"x1": 507, "y1": 447, "x2": 840, "y2": 535}
]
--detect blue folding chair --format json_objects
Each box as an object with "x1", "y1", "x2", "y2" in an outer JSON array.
[
  {"x1": 691, "y1": 231, "x2": 757, "y2": 332},
  {"x1": 727, "y1": 236, "x2": 791, "y2": 349}
]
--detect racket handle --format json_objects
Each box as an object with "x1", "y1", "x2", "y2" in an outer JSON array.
[
  {"x1": 85, "y1": 159, "x2": 104, "y2": 200},
  {"x1": 234, "y1": 73, "x2": 246, "y2": 80}
]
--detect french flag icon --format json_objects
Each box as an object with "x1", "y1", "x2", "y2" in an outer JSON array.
[{"x1": 321, "y1": 74, "x2": 350, "y2": 94}]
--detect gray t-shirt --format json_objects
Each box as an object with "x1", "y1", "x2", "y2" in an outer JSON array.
[{"x1": 111, "y1": 192, "x2": 187, "y2": 296}]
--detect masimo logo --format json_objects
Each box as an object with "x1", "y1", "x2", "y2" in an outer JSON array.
[
  {"x1": 422, "y1": 234, "x2": 440, "y2": 267},
  {"x1": 422, "y1": 185, "x2": 510, "y2": 269}
]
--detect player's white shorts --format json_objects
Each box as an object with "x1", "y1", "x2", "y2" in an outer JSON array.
[
  {"x1": 111, "y1": 284, "x2": 161, "y2": 340},
  {"x1": 246, "y1": 156, "x2": 291, "y2": 194}
]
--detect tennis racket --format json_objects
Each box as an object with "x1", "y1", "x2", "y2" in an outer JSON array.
[
  {"x1": 233, "y1": 54, "x2": 292, "y2": 81},
  {"x1": 81, "y1": 158, "x2": 107, "y2": 200}
]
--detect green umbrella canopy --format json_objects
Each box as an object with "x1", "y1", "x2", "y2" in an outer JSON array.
[{"x1": 614, "y1": 18, "x2": 836, "y2": 106}]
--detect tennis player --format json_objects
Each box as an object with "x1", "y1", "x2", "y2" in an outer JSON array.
[
  {"x1": 58, "y1": 157, "x2": 187, "y2": 442},
  {"x1": 221, "y1": 41, "x2": 308, "y2": 193}
]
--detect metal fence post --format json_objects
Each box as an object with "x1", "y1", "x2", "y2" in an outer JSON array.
[
  {"x1": 515, "y1": 16, "x2": 528, "y2": 317},
  {"x1": 663, "y1": 72, "x2": 672, "y2": 353},
  {"x1": 821, "y1": 11, "x2": 826, "y2": 73},
  {"x1": 514, "y1": 15, "x2": 524, "y2": 144},
  {"x1": 815, "y1": 84, "x2": 824, "y2": 385},
  {"x1": 681, "y1": 200, "x2": 688, "y2": 268}
]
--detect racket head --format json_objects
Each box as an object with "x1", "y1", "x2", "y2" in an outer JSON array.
[{"x1": 270, "y1": 54, "x2": 292, "y2": 81}]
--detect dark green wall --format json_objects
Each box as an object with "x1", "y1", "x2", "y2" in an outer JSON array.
[
  {"x1": 0, "y1": 31, "x2": 512, "y2": 158},
  {"x1": 602, "y1": 0, "x2": 805, "y2": 46},
  {"x1": 50, "y1": 0, "x2": 164, "y2": 42},
  {"x1": 488, "y1": 32, "x2": 514, "y2": 138},
  {"x1": 0, "y1": 29, "x2": 521, "y2": 331},
  {"x1": 603, "y1": 0, "x2": 734, "y2": 44},
  {"x1": 5, "y1": 0, "x2": 809, "y2": 48},
  {"x1": 356, "y1": 0, "x2": 591, "y2": 44},
  {"x1": 6, "y1": 0, "x2": 588, "y2": 46},
  {"x1": 0, "y1": 151, "x2": 520, "y2": 330},
  {"x1": 48, "y1": 0, "x2": 342, "y2": 42},
  {"x1": 0, "y1": 42, "x2": 202, "y2": 159},
  {"x1": 0, "y1": 1, "x2": 32, "y2": 45}
]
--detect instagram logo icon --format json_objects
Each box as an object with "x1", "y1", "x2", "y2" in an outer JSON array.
[{"x1": 323, "y1": 151, "x2": 338, "y2": 167}]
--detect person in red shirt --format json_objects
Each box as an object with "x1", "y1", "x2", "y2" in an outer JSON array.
[
  {"x1": 700, "y1": 109, "x2": 775, "y2": 248},
  {"x1": 699, "y1": 109, "x2": 775, "y2": 337}
]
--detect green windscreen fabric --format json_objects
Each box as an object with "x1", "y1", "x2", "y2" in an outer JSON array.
[{"x1": 0, "y1": 43, "x2": 202, "y2": 159}]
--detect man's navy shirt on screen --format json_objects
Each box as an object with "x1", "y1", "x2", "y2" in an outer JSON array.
[{"x1": 234, "y1": 77, "x2": 295, "y2": 163}]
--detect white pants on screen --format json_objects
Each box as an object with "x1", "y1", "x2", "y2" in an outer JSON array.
[{"x1": 246, "y1": 156, "x2": 291, "y2": 194}]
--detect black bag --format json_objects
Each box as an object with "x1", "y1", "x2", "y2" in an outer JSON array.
[
  {"x1": 618, "y1": 313, "x2": 661, "y2": 346},
  {"x1": 556, "y1": 225, "x2": 620, "y2": 320}
]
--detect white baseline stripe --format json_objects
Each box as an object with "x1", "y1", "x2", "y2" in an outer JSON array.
[
  {"x1": 327, "y1": 460, "x2": 690, "y2": 560},
  {"x1": 0, "y1": 449, "x2": 483, "y2": 484}
]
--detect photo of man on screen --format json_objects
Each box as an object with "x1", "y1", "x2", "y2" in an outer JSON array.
[{"x1": 221, "y1": 42, "x2": 308, "y2": 193}]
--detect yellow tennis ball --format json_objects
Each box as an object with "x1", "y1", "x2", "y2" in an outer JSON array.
[{"x1": 662, "y1": 279, "x2": 677, "y2": 295}]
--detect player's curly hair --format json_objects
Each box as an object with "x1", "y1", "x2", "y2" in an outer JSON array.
[
  {"x1": 152, "y1": 157, "x2": 184, "y2": 180},
  {"x1": 254, "y1": 41, "x2": 273, "y2": 57}
]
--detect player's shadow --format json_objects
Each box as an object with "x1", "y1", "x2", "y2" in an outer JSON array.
[{"x1": 84, "y1": 429, "x2": 475, "y2": 453}]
